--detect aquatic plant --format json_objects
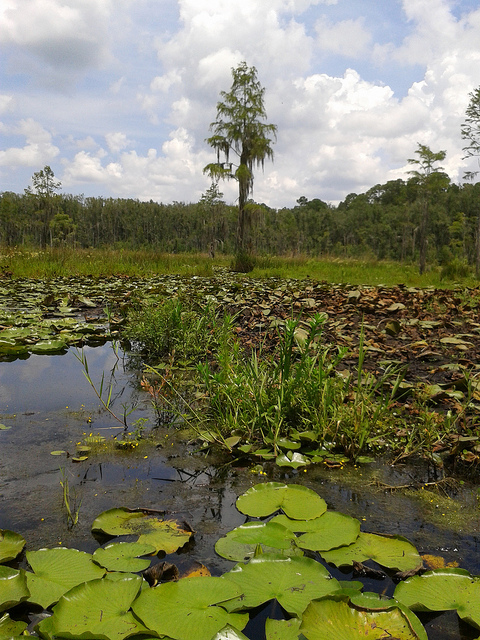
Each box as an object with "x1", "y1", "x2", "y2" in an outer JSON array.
[{"x1": 1, "y1": 482, "x2": 479, "y2": 639}]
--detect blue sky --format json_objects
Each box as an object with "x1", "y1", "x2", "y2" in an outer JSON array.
[{"x1": 1, "y1": 0, "x2": 480, "y2": 207}]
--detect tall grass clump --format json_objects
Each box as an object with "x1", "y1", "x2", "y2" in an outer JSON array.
[
  {"x1": 196, "y1": 314, "x2": 405, "y2": 459},
  {"x1": 199, "y1": 315, "x2": 342, "y2": 452},
  {"x1": 123, "y1": 297, "x2": 233, "y2": 363}
]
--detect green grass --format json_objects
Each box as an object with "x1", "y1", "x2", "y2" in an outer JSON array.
[
  {"x1": 250, "y1": 255, "x2": 478, "y2": 288},
  {"x1": 0, "y1": 246, "x2": 477, "y2": 287}
]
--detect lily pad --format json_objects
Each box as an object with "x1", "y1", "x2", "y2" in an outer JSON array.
[
  {"x1": 300, "y1": 595, "x2": 423, "y2": 640},
  {"x1": 394, "y1": 568, "x2": 480, "y2": 629},
  {"x1": 92, "y1": 507, "x2": 193, "y2": 554},
  {"x1": 265, "y1": 617, "x2": 302, "y2": 640},
  {"x1": 215, "y1": 521, "x2": 301, "y2": 562},
  {"x1": 293, "y1": 512, "x2": 361, "y2": 551},
  {"x1": 26, "y1": 547, "x2": 106, "y2": 609},
  {"x1": 223, "y1": 554, "x2": 341, "y2": 616},
  {"x1": 213, "y1": 625, "x2": 250, "y2": 640},
  {"x1": 348, "y1": 592, "x2": 428, "y2": 640},
  {"x1": 320, "y1": 532, "x2": 422, "y2": 572},
  {"x1": 0, "y1": 530, "x2": 26, "y2": 563},
  {"x1": 236, "y1": 483, "x2": 327, "y2": 520},
  {"x1": 276, "y1": 452, "x2": 311, "y2": 469},
  {"x1": 132, "y1": 576, "x2": 248, "y2": 640},
  {"x1": 30, "y1": 339, "x2": 68, "y2": 354},
  {"x1": 0, "y1": 567, "x2": 29, "y2": 613},
  {"x1": 0, "y1": 613, "x2": 28, "y2": 637},
  {"x1": 36, "y1": 574, "x2": 148, "y2": 640},
  {"x1": 93, "y1": 542, "x2": 156, "y2": 572}
]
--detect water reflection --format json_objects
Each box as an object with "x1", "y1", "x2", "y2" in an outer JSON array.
[{"x1": 0, "y1": 344, "x2": 136, "y2": 414}]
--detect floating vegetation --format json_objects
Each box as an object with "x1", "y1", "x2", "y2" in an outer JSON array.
[{"x1": 1, "y1": 482, "x2": 479, "y2": 639}]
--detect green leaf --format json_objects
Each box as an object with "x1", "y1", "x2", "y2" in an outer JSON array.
[
  {"x1": 320, "y1": 532, "x2": 422, "y2": 572},
  {"x1": 0, "y1": 567, "x2": 29, "y2": 613},
  {"x1": 265, "y1": 617, "x2": 302, "y2": 640},
  {"x1": 394, "y1": 568, "x2": 480, "y2": 629},
  {"x1": 276, "y1": 452, "x2": 311, "y2": 469},
  {"x1": 91, "y1": 507, "x2": 193, "y2": 554},
  {"x1": 294, "y1": 512, "x2": 361, "y2": 551},
  {"x1": 132, "y1": 576, "x2": 248, "y2": 640},
  {"x1": 36, "y1": 575, "x2": 147, "y2": 640},
  {"x1": 223, "y1": 554, "x2": 340, "y2": 616},
  {"x1": 236, "y1": 483, "x2": 327, "y2": 520},
  {"x1": 84, "y1": 435, "x2": 106, "y2": 443},
  {"x1": 30, "y1": 339, "x2": 67, "y2": 354},
  {"x1": 300, "y1": 595, "x2": 423, "y2": 640},
  {"x1": 92, "y1": 542, "x2": 156, "y2": 572},
  {"x1": 215, "y1": 521, "x2": 301, "y2": 562},
  {"x1": 0, "y1": 425, "x2": 11, "y2": 431},
  {"x1": 0, "y1": 613, "x2": 28, "y2": 637},
  {"x1": 213, "y1": 625, "x2": 251, "y2": 640},
  {"x1": 0, "y1": 530, "x2": 26, "y2": 563},
  {"x1": 348, "y1": 592, "x2": 428, "y2": 640},
  {"x1": 26, "y1": 547, "x2": 105, "y2": 609}
]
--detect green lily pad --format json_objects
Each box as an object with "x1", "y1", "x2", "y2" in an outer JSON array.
[
  {"x1": 223, "y1": 554, "x2": 341, "y2": 616},
  {"x1": 0, "y1": 613, "x2": 28, "y2": 637},
  {"x1": 300, "y1": 595, "x2": 423, "y2": 640},
  {"x1": 0, "y1": 567, "x2": 29, "y2": 613},
  {"x1": 276, "y1": 452, "x2": 311, "y2": 468},
  {"x1": 292, "y1": 512, "x2": 361, "y2": 551},
  {"x1": 236, "y1": 483, "x2": 327, "y2": 520},
  {"x1": 0, "y1": 530, "x2": 26, "y2": 563},
  {"x1": 348, "y1": 592, "x2": 428, "y2": 640},
  {"x1": 132, "y1": 576, "x2": 248, "y2": 640},
  {"x1": 215, "y1": 521, "x2": 301, "y2": 562},
  {"x1": 265, "y1": 617, "x2": 302, "y2": 640},
  {"x1": 394, "y1": 568, "x2": 480, "y2": 629},
  {"x1": 213, "y1": 625, "x2": 250, "y2": 640},
  {"x1": 26, "y1": 547, "x2": 106, "y2": 609},
  {"x1": 320, "y1": 532, "x2": 422, "y2": 572},
  {"x1": 30, "y1": 339, "x2": 67, "y2": 354},
  {"x1": 93, "y1": 542, "x2": 156, "y2": 572},
  {"x1": 91, "y1": 507, "x2": 193, "y2": 554},
  {"x1": 36, "y1": 574, "x2": 148, "y2": 640},
  {"x1": 275, "y1": 438, "x2": 302, "y2": 451}
]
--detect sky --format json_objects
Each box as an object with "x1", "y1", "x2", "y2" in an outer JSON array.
[{"x1": 1, "y1": 0, "x2": 480, "y2": 208}]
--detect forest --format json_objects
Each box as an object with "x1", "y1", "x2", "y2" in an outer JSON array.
[{"x1": 1, "y1": 173, "x2": 480, "y2": 275}]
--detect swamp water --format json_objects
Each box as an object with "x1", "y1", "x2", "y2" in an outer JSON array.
[{"x1": 1, "y1": 344, "x2": 480, "y2": 639}]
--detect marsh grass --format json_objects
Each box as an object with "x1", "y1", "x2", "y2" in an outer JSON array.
[
  {"x1": 1, "y1": 246, "x2": 477, "y2": 287},
  {"x1": 129, "y1": 302, "x2": 467, "y2": 463},
  {"x1": 195, "y1": 314, "x2": 406, "y2": 460},
  {"x1": 59, "y1": 468, "x2": 81, "y2": 528},
  {"x1": 124, "y1": 297, "x2": 234, "y2": 363}
]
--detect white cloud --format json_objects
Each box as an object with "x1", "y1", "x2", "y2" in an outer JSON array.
[
  {"x1": 105, "y1": 132, "x2": 131, "y2": 154},
  {"x1": 0, "y1": 118, "x2": 59, "y2": 167},
  {"x1": 62, "y1": 128, "x2": 212, "y2": 202},
  {"x1": 0, "y1": 94, "x2": 16, "y2": 114},
  {"x1": 315, "y1": 16, "x2": 372, "y2": 57},
  {"x1": 0, "y1": 0, "x2": 116, "y2": 89}
]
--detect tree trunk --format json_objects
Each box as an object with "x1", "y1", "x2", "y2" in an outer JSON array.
[
  {"x1": 418, "y1": 199, "x2": 428, "y2": 275},
  {"x1": 476, "y1": 211, "x2": 480, "y2": 279}
]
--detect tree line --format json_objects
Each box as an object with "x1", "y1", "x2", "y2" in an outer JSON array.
[{"x1": 0, "y1": 168, "x2": 479, "y2": 273}]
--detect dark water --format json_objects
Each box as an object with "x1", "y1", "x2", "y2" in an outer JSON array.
[{"x1": 0, "y1": 344, "x2": 479, "y2": 639}]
